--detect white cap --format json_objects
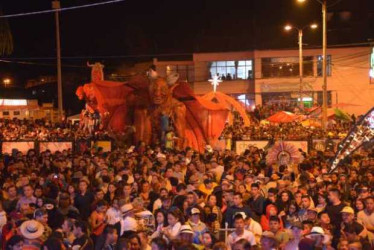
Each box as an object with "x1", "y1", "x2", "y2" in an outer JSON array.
[{"x1": 310, "y1": 226, "x2": 324, "y2": 235}]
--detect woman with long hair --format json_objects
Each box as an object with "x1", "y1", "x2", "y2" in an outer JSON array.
[
  {"x1": 151, "y1": 209, "x2": 168, "y2": 239},
  {"x1": 89, "y1": 200, "x2": 108, "y2": 245},
  {"x1": 316, "y1": 193, "x2": 328, "y2": 213},
  {"x1": 276, "y1": 190, "x2": 291, "y2": 212},
  {"x1": 205, "y1": 195, "x2": 222, "y2": 237},
  {"x1": 353, "y1": 198, "x2": 365, "y2": 214},
  {"x1": 104, "y1": 182, "x2": 117, "y2": 205},
  {"x1": 201, "y1": 231, "x2": 217, "y2": 250},
  {"x1": 162, "y1": 207, "x2": 184, "y2": 242},
  {"x1": 280, "y1": 200, "x2": 300, "y2": 229},
  {"x1": 237, "y1": 184, "x2": 250, "y2": 202}
]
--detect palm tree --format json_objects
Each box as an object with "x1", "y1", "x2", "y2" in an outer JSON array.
[{"x1": 0, "y1": 7, "x2": 13, "y2": 55}]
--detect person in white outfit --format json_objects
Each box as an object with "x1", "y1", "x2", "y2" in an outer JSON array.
[{"x1": 227, "y1": 213, "x2": 256, "y2": 249}]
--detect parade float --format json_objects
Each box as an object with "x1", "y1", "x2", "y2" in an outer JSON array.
[{"x1": 76, "y1": 63, "x2": 232, "y2": 152}]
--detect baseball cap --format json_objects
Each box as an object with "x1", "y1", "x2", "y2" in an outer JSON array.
[
  {"x1": 340, "y1": 206, "x2": 354, "y2": 214},
  {"x1": 191, "y1": 208, "x2": 200, "y2": 215}
]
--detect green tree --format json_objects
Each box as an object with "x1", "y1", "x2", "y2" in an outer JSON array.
[{"x1": 0, "y1": 8, "x2": 13, "y2": 55}]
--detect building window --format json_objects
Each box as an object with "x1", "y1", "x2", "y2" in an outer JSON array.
[
  {"x1": 317, "y1": 55, "x2": 332, "y2": 76},
  {"x1": 13, "y1": 111, "x2": 20, "y2": 116},
  {"x1": 261, "y1": 57, "x2": 314, "y2": 78},
  {"x1": 166, "y1": 65, "x2": 194, "y2": 82},
  {"x1": 209, "y1": 60, "x2": 253, "y2": 80},
  {"x1": 317, "y1": 91, "x2": 332, "y2": 106},
  {"x1": 3, "y1": 111, "x2": 9, "y2": 116}
]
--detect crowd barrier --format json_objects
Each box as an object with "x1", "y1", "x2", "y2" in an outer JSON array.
[
  {"x1": 0, "y1": 140, "x2": 113, "y2": 155},
  {"x1": 2, "y1": 138, "x2": 355, "y2": 156},
  {"x1": 235, "y1": 140, "x2": 310, "y2": 155}
]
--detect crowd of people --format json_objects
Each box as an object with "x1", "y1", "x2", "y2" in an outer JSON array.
[
  {"x1": 0, "y1": 119, "x2": 111, "y2": 142},
  {"x1": 0, "y1": 116, "x2": 373, "y2": 250},
  {"x1": 220, "y1": 110, "x2": 351, "y2": 141}
]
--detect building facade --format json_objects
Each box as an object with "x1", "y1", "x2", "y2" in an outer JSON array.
[
  {"x1": 0, "y1": 99, "x2": 60, "y2": 121},
  {"x1": 154, "y1": 46, "x2": 374, "y2": 115}
]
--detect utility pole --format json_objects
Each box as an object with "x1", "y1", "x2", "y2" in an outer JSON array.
[
  {"x1": 321, "y1": 0, "x2": 328, "y2": 130},
  {"x1": 298, "y1": 29, "x2": 303, "y2": 109},
  {"x1": 284, "y1": 23, "x2": 318, "y2": 109},
  {"x1": 52, "y1": 0, "x2": 63, "y2": 121}
]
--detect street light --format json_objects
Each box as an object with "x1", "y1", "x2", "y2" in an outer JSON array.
[
  {"x1": 297, "y1": 0, "x2": 328, "y2": 130},
  {"x1": 3, "y1": 78, "x2": 11, "y2": 87},
  {"x1": 284, "y1": 23, "x2": 318, "y2": 109},
  {"x1": 284, "y1": 25, "x2": 293, "y2": 31}
]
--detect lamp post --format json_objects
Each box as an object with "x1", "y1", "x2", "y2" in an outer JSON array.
[
  {"x1": 284, "y1": 23, "x2": 318, "y2": 109},
  {"x1": 297, "y1": 0, "x2": 328, "y2": 130},
  {"x1": 52, "y1": 0, "x2": 63, "y2": 121},
  {"x1": 3, "y1": 78, "x2": 11, "y2": 88}
]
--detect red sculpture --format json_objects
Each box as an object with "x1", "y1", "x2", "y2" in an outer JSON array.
[{"x1": 76, "y1": 65, "x2": 229, "y2": 152}]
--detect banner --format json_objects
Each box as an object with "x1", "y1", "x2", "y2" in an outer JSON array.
[
  {"x1": 91, "y1": 141, "x2": 112, "y2": 152},
  {"x1": 284, "y1": 141, "x2": 308, "y2": 153},
  {"x1": 2, "y1": 142, "x2": 35, "y2": 154},
  {"x1": 236, "y1": 141, "x2": 269, "y2": 155},
  {"x1": 312, "y1": 139, "x2": 341, "y2": 152},
  {"x1": 39, "y1": 142, "x2": 73, "y2": 153}
]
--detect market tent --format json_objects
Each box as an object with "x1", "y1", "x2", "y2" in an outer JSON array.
[
  {"x1": 266, "y1": 111, "x2": 299, "y2": 123},
  {"x1": 200, "y1": 91, "x2": 251, "y2": 126}
]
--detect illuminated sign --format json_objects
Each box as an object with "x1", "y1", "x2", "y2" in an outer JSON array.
[{"x1": 0, "y1": 99, "x2": 27, "y2": 106}]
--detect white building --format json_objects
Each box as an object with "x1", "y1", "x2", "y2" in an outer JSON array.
[
  {"x1": 154, "y1": 46, "x2": 374, "y2": 115},
  {"x1": 0, "y1": 99, "x2": 59, "y2": 121}
]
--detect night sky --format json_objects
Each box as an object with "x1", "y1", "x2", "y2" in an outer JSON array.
[{"x1": 0, "y1": 0, "x2": 373, "y2": 113}]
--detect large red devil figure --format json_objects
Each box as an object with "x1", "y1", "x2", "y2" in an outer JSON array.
[{"x1": 76, "y1": 64, "x2": 228, "y2": 152}]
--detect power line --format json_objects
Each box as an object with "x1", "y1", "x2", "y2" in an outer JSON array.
[
  {"x1": 0, "y1": 53, "x2": 192, "y2": 61},
  {"x1": 0, "y1": 0, "x2": 126, "y2": 19},
  {"x1": 0, "y1": 59, "x2": 84, "y2": 68}
]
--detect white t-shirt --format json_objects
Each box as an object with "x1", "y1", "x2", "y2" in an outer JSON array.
[
  {"x1": 227, "y1": 229, "x2": 256, "y2": 249},
  {"x1": 246, "y1": 219, "x2": 263, "y2": 244},
  {"x1": 165, "y1": 222, "x2": 182, "y2": 241},
  {"x1": 106, "y1": 207, "x2": 121, "y2": 225}
]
